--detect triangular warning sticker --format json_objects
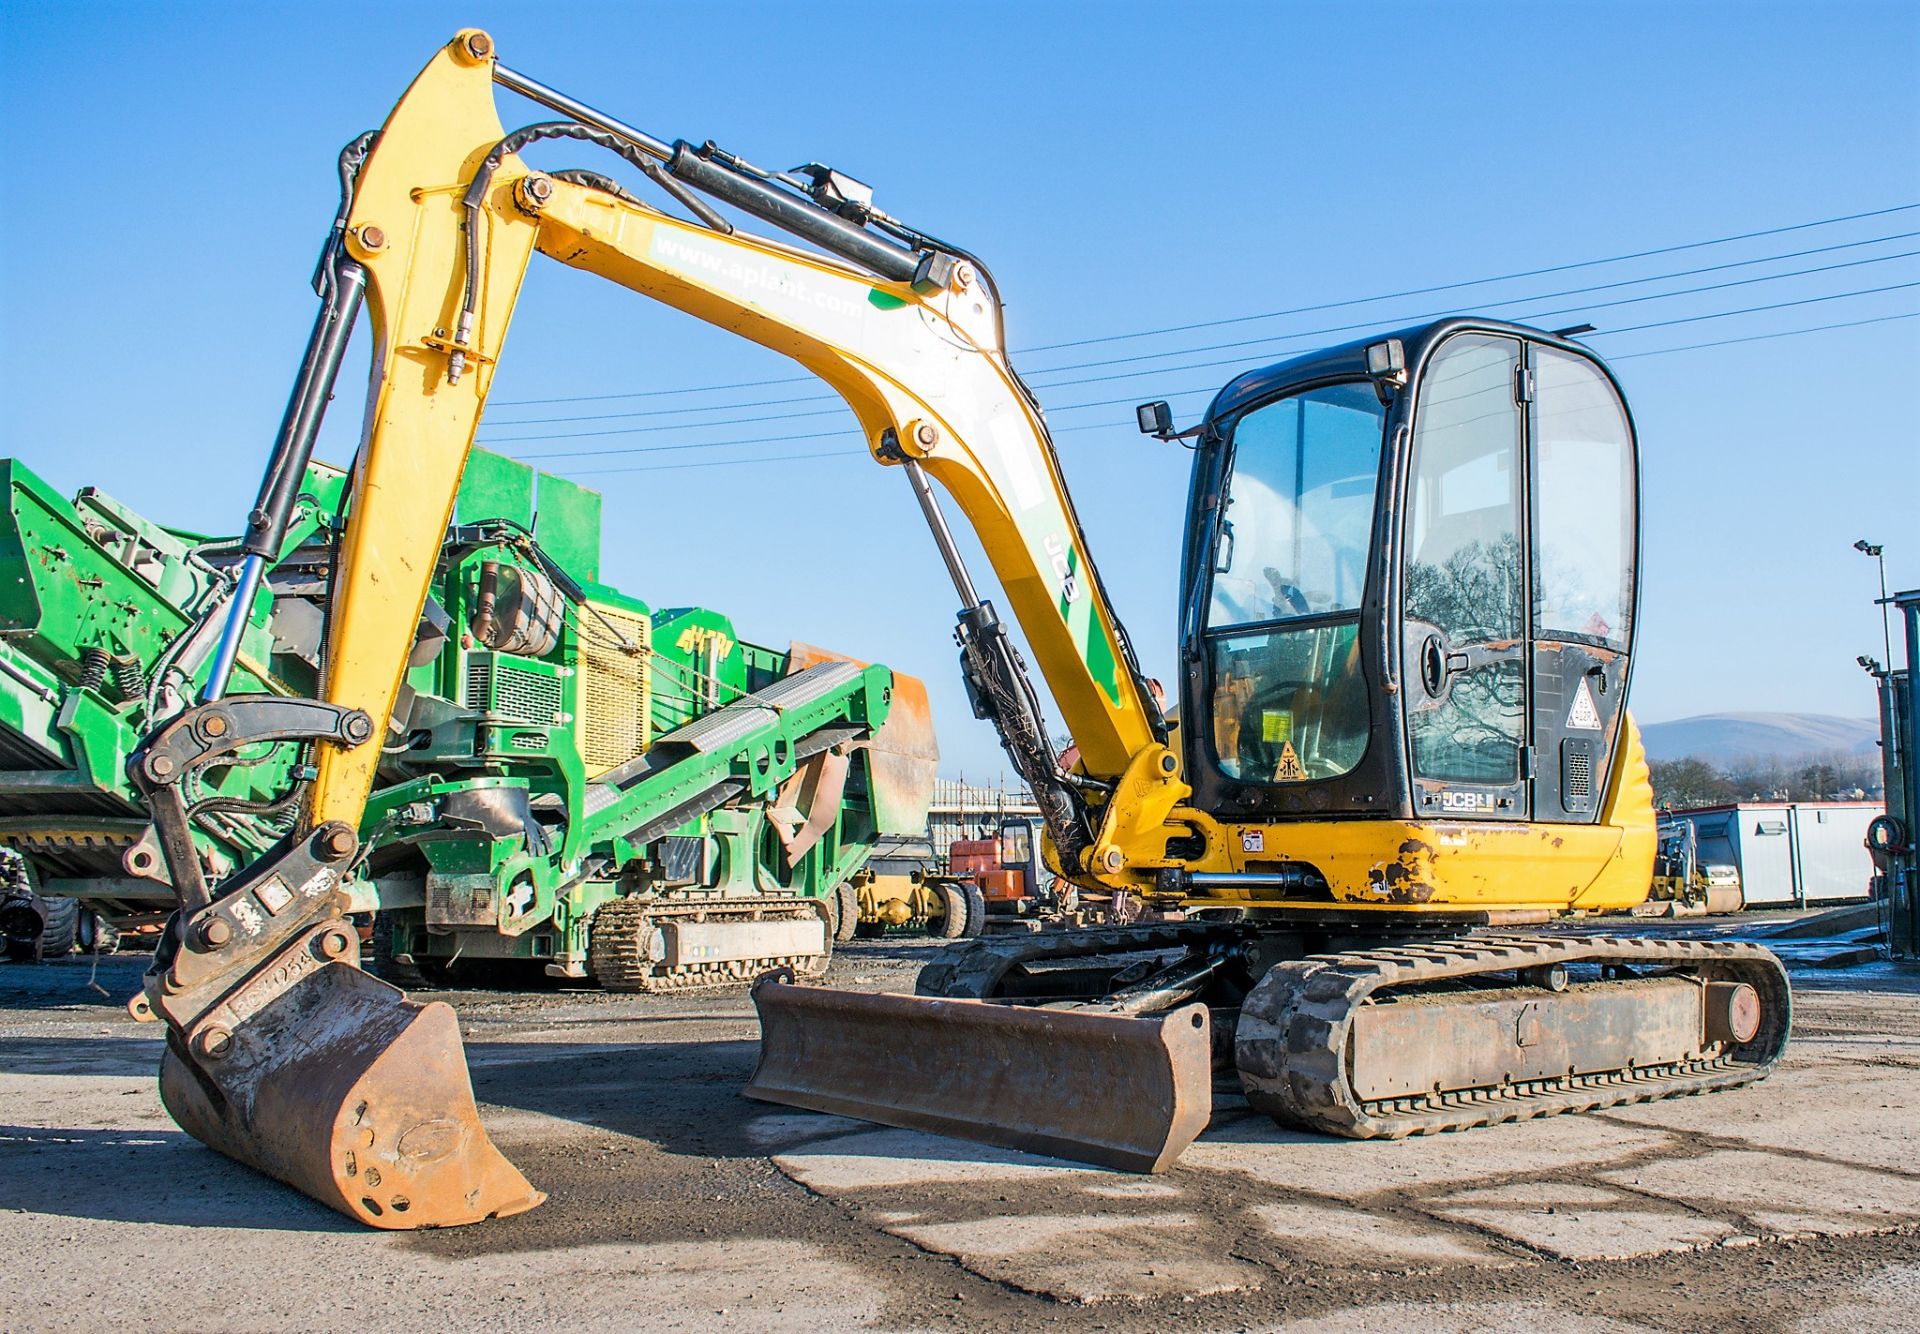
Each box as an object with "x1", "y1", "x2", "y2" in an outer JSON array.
[
  {"x1": 1566, "y1": 678, "x2": 1603, "y2": 731},
  {"x1": 1275, "y1": 741, "x2": 1305, "y2": 781}
]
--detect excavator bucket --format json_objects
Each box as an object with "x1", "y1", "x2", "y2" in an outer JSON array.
[
  {"x1": 159, "y1": 961, "x2": 543, "y2": 1229},
  {"x1": 746, "y1": 979, "x2": 1212, "y2": 1172}
]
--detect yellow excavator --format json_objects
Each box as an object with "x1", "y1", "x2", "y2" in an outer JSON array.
[{"x1": 129, "y1": 31, "x2": 1790, "y2": 1229}]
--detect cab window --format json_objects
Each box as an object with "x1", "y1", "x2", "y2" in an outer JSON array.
[
  {"x1": 999, "y1": 823, "x2": 1032, "y2": 867},
  {"x1": 1533, "y1": 347, "x2": 1635, "y2": 649},
  {"x1": 1203, "y1": 381, "x2": 1384, "y2": 783}
]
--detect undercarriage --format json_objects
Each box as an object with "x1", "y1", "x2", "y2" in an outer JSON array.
[{"x1": 748, "y1": 918, "x2": 1791, "y2": 1168}]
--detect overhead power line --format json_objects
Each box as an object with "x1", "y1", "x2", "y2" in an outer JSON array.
[
  {"x1": 1605, "y1": 308, "x2": 1920, "y2": 359},
  {"x1": 1022, "y1": 203, "x2": 1920, "y2": 353},
  {"x1": 538, "y1": 308, "x2": 1918, "y2": 479},
  {"x1": 479, "y1": 229, "x2": 1920, "y2": 430},
  {"x1": 486, "y1": 202, "x2": 1920, "y2": 409},
  {"x1": 486, "y1": 271, "x2": 1920, "y2": 447}
]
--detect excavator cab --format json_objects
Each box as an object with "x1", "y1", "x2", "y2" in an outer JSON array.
[{"x1": 1176, "y1": 318, "x2": 1638, "y2": 844}]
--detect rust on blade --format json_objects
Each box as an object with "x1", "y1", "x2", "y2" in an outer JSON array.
[
  {"x1": 160, "y1": 961, "x2": 543, "y2": 1229},
  {"x1": 746, "y1": 979, "x2": 1211, "y2": 1172}
]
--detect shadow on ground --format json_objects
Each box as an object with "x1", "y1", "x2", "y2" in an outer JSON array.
[{"x1": 0, "y1": 1123, "x2": 358, "y2": 1232}]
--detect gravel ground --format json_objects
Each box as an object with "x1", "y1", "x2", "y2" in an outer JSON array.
[{"x1": 1, "y1": 932, "x2": 1915, "y2": 1333}]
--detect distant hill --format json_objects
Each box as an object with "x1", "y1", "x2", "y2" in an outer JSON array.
[{"x1": 1638, "y1": 712, "x2": 1878, "y2": 766}]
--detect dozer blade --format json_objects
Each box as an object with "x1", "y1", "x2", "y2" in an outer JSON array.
[
  {"x1": 160, "y1": 961, "x2": 543, "y2": 1229},
  {"x1": 746, "y1": 979, "x2": 1211, "y2": 1172}
]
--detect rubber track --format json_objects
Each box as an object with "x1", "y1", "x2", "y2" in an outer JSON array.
[
  {"x1": 1235, "y1": 933, "x2": 1793, "y2": 1139},
  {"x1": 589, "y1": 896, "x2": 831, "y2": 993}
]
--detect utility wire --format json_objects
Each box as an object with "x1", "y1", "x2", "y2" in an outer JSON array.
[
  {"x1": 482, "y1": 274, "x2": 1920, "y2": 445},
  {"x1": 535, "y1": 308, "x2": 1918, "y2": 477},
  {"x1": 486, "y1": 202, "x2": 1920, "y2": 409},
  {"x1": 1605, "y1": 309, "x2": 1920, "y2": 359},
  {"x1": 1015, "y1": 250, "x2": 1920, "y2": 393},
  {"x1": 1024, "y1": 203, "x2": 1920, "y2": 353},
  {"x1": 481, "y1": 228, "x2": 1920, "y2": 428}
]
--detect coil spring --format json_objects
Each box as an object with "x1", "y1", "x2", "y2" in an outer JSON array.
[
  {"x1": 77, "y1": 647, "x2": 110, "y2": 692},
  {"x1": 110, "y1": 654, "x2": 147, "y2": 702}
]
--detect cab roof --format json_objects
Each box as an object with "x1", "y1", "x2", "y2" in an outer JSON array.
[{"x1": 1203, "y1": 316, "x2": 1593, "y2": 424}]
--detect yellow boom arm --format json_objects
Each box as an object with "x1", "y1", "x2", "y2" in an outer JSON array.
[{"x1": 316, "y1": 32, "x2": 1177, "y2": 884}]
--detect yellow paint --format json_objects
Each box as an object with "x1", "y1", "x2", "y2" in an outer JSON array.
[{"x1": 310, "y1": 35, "x2": 539, "y2": 827}]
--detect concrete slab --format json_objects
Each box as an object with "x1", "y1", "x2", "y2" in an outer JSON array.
[
  {"x1": 1083, "y1": 1178, "x2": 1184, "y2": 1199},
  {"x1": 0, "y1": 1082, "x2": 888, "y2": 1333},
  {"x1": 1251, "y1": 1199, "x2": 1507, "y2": 1268},
  {"x1": 890, "y1": 1210, "x2": 1260, "y2": 1304},
  {"x1": 743, "y1": 1111, "x2": 868, "y2": 1149},
  {"x1": 1600, "y1": 1148, "x2": 1920, "y2": 1237},
  {"x1": 1793, "y1": 1262, "x2": 1920, "y2": 1334},
  {"x1": 773, "y1": 1127, "x2": 1105, "y2": 1191},
  {"x1": 7, "y1": 951, "x2": 1919, "y2": 1334},
  {"x1": 1256, "y1": 1300, "x2": 1659, "y2": 1333},
  {"x1": 1431, "y1": 1197, "x2": 1735, "y2": 1261},
  {"x1": 1184, "y1": 1111, "x2": 1674, "y2": 1194},
  {"x1": 1598, "y1": 1061, "x2": 1920, "y2": 1173}
]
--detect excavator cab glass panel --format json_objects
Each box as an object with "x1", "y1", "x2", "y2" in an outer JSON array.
[
  {"x1": 1401, "y1": 330, "x2": 1638, "y2": 821},
  {"x1": 1527, "y1": 344, "x2": 1637, "y2": 823},
  {"x1": 1403, "y1": 334, "x2": 1526, "y2": 809},
  {"x1": 999, "y1": 820, "x2": 1032, "y2": 869},
  {"x1": 1201, "y1": 381, "x2": 1385, "y2": 783}
]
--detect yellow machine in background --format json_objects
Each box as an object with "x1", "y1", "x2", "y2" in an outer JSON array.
[
  {"x1": 1651, "y1": 819, "x2": 1746, "y2": 914},
  {"x1": 129, "y1": 32, "x2": 1790, "y2": 1228}
]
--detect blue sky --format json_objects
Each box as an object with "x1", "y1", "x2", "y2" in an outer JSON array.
[{"x1": 4, "y1": 2, "x2": 1916, "y2": 779}]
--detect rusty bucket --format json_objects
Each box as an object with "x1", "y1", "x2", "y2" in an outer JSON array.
[
  {"x1": 746, "y1": 979, "x2": 1211, "y2": 1172},
  {"x1": 160, "y1": 961, "x2": 543, "y2": 1228}
]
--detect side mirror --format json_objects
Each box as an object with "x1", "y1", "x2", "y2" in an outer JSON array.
[{"x1": 1136, "y1": 401, "x2": 1174, "y2": 436}]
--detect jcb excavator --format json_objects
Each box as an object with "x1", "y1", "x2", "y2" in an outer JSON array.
[{"x1": 131, "y1": 31, "x2": 1790, "y2": 1229}]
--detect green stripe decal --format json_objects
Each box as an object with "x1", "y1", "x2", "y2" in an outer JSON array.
[{"x1": 1057, "y1": 545, "x2": 1122, "y2": 706}]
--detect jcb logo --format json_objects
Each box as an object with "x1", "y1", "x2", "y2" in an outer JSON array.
[
  {"x1": 1440, "y1": 790, "x2": 1494, "y2": 812},
  {"x1": 1043, "y1": 534, "x2": 1081, "y2": 604}
]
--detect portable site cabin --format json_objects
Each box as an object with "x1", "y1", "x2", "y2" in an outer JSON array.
[{"x1": 1663, "y1": 801, "x2": 1882, "y2": 907}]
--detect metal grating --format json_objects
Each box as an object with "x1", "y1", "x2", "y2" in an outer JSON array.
[
  {"x1": 578, "y1": 604, "x2": 652, "y2": 776},
  {"x1": 465, "y1": 658, "x2": 492, "y2": 711},
  {"x1": 466, "y1": 654, "x2": 564, "y2": 726},
  {"x1": 1561, "y1": 738, "x2": 1595, "y2": 814},
  {"x1": 1566, "y1": 749, "x2": 1592, "y2": 797}
]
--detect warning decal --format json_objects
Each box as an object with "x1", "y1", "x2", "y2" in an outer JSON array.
[
  {"x1": 1274, "y1": 741, "x2": 1306, "y2": 781},
  {"x1": 1566, "y1": 679, "x2": 1603, "y2": 731}
]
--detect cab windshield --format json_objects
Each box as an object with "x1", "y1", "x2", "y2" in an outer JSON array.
[{"x1": 1203, "y1": 381, "x2": 1385, "y2": 783}]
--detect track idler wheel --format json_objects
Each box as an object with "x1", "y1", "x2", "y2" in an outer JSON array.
[{"x1": 160, "y1": 961, "x2": 543, "y2": 1228}]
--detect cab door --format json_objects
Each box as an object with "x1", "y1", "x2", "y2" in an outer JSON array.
[
  {"x1": 1525, "y1": 345, "x2": 1636, "y2": 823},
  {"x1": 1401, "y1": 332, "x2": 1637, "y2": 823},
  {"x1": 1402, "y1": 333, "x2": 1529, "y2": 818}
]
